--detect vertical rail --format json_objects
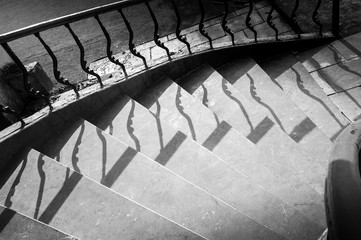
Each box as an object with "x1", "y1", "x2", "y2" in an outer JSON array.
[
  {"x1": 145, "y1": 1, "x2": 171, "y2": 60},
  {"x1": 312, "y1": 0, "x2": 323, "y2": 37},
  {"x1": 118, "y1": 9, "x2": 148, "y2": 68},
  {"x1": 34, "y1": 32, "x2": 79, "y2": 97},
  {"x1": 291, "y1": 0, "x2": 301, "y2": 38},
  {"x1": 332, "y1": 0, "x2": 340, "y2": 37},
  {"x1": 222, "y1": 0, "x2": 235, "y2": 46},
  {"x1": 171, "y1": 0, "x2": 192, "y2": 54},
  {"x1": 65, "y1": 23, "x2": 103, "y2": 88},
  {"x1": 1, "y1": 42, "x2": 51, "y2": 110},
  {"x1": 246, "y1": 0, "x2": 257, "y2": 43},
  {"x1": 94, "y1": 15, "x2": 128, "y2": 78},
  {"x1": 0, "y1": 105, "x2": 25, "y2": 127},
  {"x1": 198, "y1": 0, "x2": 213, "y2": 49},
  {"x1": 266, "y1": 0, "x2": 279, "y2": 40}
]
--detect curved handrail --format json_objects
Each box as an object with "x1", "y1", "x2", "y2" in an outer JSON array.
[
  {"x1": 0, "y1": 0, "x2": 146, "y2": 44},
  {"x1": 326, "y1": 121, "x2": 361, "y2": 239}
]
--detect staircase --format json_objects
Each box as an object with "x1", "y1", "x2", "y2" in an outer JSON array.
[{"x1": 1, "y1": 7, "x2": 361, "y2": 240}]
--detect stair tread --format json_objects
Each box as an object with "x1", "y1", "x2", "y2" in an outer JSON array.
[
  {"x1": 0, "y1": 204, "x2": 78, "y2": 240},
  {"x1": 135, "y1": 77, "x2": 324, "y2": 240},
  {"x1": 90, "y1": 92, "x2": 326, "y2": 229},
  {"x1": 176, "y1": 63, "x2": 325, "y2": 194},
  {"x1": 216, "y1": 58, "x2": 333, "y2": 169},
  {"x1": 0, "y1": 147, "x2": 204, "y2": 240},
  {"x1": 259, "y1": 54, "x2": 350, "y2": 141},
  {"x1": 39, "y1": 117, "x2": 281, "y2": 240},
  {"x1": 328, "y1": 86, "x2": 361, "y2": 122}
]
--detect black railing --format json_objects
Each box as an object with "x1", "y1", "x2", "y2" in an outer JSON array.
[
  {"x1": 326, "y1": 121, "x2": 361, "y2": 239},
  {"x1": 0, "y1": 0, "x2": 340, "y2": 129}
]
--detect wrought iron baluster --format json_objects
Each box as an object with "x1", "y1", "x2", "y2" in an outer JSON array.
[
  {"x1": 266, "y1": 0, "x2": 279, "y2": 41},
  {"x1": 94, "y1": 15, "x2": 128, "y2": 78},
  {"x1": 171, "y1": 0, "x2": 192, "y2": 54},
  {"x1": 312, "y1": 0, "x2": 323, "y2": 37},
  {"x1": 145, "y1": 1, "x2": 171, "y2": 60},
  {"x1": 1, "y1": 42, "x2": 51, "y2": 110},
  {"x1": 0, "y1": 104, "x2": 25, "y2": 127},
  {"x1": 246, "y1": 0, "x2": 257, "y2": 43},
  {"x1": 291, "y1": 0, "x2": 301, "y2": 38},
  {"x1": 198, "y1": 0, "x2": 213, "y2": 49},
  {"x1": 64, "y1": 23, "x2": 103, "y2": 88},
  {"x1": 118, "y1": 9, "x2": 148, "y2": 68},
  {"x1": 34, "y1": 32, "x2": 79, "y2": 97},
  {"x1": 222, "y1": 0, "x2": 235, "y2": 45}
]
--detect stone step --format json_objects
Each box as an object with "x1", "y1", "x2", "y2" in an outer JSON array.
[
  {"x1": 133, "y1": 77, "x2": 324, "y2": 240},
  {"x1": 258, "y1": 54, "x2": 350, "y2": 141},
  {"x1": 37, "y1": 118, "x2": 280, "y2": 240},
  {"x1": 175, "y1": 63, "x2": 325, "y2": 194},
  {"x1": 0, "y1": 147, "x2": 205, "y2": 240},
  {"x1": 89, "y1": 92, "x2": 325, "y2": 229},
  {"x1": 216, "y1": 58, "x2": 333, "y2": 170},
  {"x1": 0, "y1": 204, "x2": 78, "y2": 240}
]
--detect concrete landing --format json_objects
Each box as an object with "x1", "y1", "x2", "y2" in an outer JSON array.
[
  {"x1": 135, "y1": 77, "x2": 324, "y2": 239},
  {"x1": 0, "y1": 205, "x2": 77, "y2": 240},
  {"x1": 89, "y1": 91, "x2": 325, "y2": 229},
  {"x1": 217, "y1": 58, "x2": 333, "y2": 170},
  {"x1": 38, "y1": 117, "x2": 280, "y2": 240},
  {"x1": 0, "y1": 147, "x2": 204, "y2": 240},
  {"x1": 259, "y1": 54, "x2": 350, "y2": 141}
]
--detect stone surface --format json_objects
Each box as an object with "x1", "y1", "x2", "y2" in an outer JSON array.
[
  {"x1": 38, "y1": 117, "x2": 279, "y2": 240},
  {"x1": 260, "y1": 55, "x2": 350, "y2": 141},
  {"x1": 0, "y1": 148, "x2": 204, "y2": 240},
  {"x1": 315, "y1": 57, "x2": 361, "y2": 93},
  {"x1": 89, "y1": 92, "x2": 325, "y2": 229},
  {"x1": 134, "y1": 77, "x2": 324, "y2": 239},
  {"x1": 329, "y1": 86, "x2": 361, "y2": 121},
  {"x1": 244, "y1": 18, "x2": 292, "y2": 39},
  {"x1": 214, "y1": 59, "x2": 332, "y2": 194},
  {"x1": 0, "y1": 205, "x2": 78, "y2": 240}
]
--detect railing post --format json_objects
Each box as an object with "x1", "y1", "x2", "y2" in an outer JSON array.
[{"x1": 332, "y1": 0, "x2": 340, "y2": 37}]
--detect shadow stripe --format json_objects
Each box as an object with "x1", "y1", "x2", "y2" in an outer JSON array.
[
  {"x1": 247, "y1": 117, "x2": 275, "y2": 144},
  {"x1": 202, "y1": 121, "x2": 232, "y2": 151},
  {"x1": 289, "y1": 117, "x2": 316, "y2": 143},
  {"x1": 155, "y1": 131, "x2": 187, "y2": 166}
]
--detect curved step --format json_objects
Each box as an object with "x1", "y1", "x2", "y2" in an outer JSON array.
[
  {"x1": 216, "y1": 58, "x2": 333, "y2": 170},
  {"x1": 37, "y1": 118, "x2": 282, "y2": 240},
  {"x1": 90, "y1": 90, "x2": 326, "y2": 230},
  {"x1": 133, "y1": 77, "x2": 325, "y2": 239},
  {"x1": 0, "y1": 205, "x2": 78, "y2": 240},
  {"x1": 258, "y1": 54, "x2": 350, "y2": 141},
  {"x1": 0, "y1": 147, "x2": 204, "y2": 240}
]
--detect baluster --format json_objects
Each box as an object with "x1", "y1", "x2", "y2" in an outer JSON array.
[
  {"x1": 145, "y1": 1, "x2": 171, "y2": 60},
  {"x1": 246, "y1": 0, "x2": 258, "y2": 43},
  {"x1": 312, "y1": 0, "x2": 323, "y2": 37},
  {"x1": 198, "y1": 0, "x2": 213, "y2": 49},
  {"x1": 171, "y1": 0, "x2": 192, "y2": 54},
  {"x1": 291, "y1": 0, "x2": 301, "y2": 38},
  {"x1": 0, "y1": 104, "x2": 25, "y2": 127},
  {"x1": 94, "y1": 15, "x2": 128, "y2": 78},
  {"x1": 266, "y1": 0, "x2": 279, "y2": 41},
  {"x1": 118, "y1": 9, "x2": 148, "y2": 68},
  {"x1": 1, "y1": 42, "x2": 51, "y2": 111},
  {"x1": 222, "y1": 0, "x2": 235, "y2": 45},
  {"x1": 34, "y1": 32, "x2": 79, "y2": 97},
  {"x1": 64, "y1": 23, "x2": 103, "y2": 88}
]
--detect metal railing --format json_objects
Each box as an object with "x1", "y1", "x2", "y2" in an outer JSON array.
[
  {"x1": 0, "y1": 0, "x2": 340, "y2": 129},
  {"x1": 326, "y1": 121, "x2": 361, "y2": 239}
]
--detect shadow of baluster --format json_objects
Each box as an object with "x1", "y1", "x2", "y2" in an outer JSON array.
[
  {"x1": 175, "y1": 86, "x2": 197, "y2": 141},
  {"x1": 247, "y1": 73, "x2": 285, "y2": 132},
  {"x1": 34, "y1": 154, "x2": 46, "y2": 219},
  {"x1": 291, "y1": 67, "x2": 347, "y2": 132},
  {"x1": 96, "y1": 128, "x2": 107, "y2": 184},
  {"x1": 221, "y1": 77, "x2": 255, "y2": 132},
  {"x1": 126, "y1": 100, "x2": 141, "y2": 151},
  {"x1": 70, "y1": 122, "x2": 85, "y2": 173},
  {"x1": 153, "y1": 98, "x2": 165, "y2": 150}
]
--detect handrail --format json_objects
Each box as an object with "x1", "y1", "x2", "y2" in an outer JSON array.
[
  {"x1": 326, "y1": 121, "x2": 361, "y2": 239},
  {"x1": 0, "y1": 0, "x2": 338, "y2": 130},
  {"x1": 0, "y1": 0, "x2": 147, "y2": 44}
]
